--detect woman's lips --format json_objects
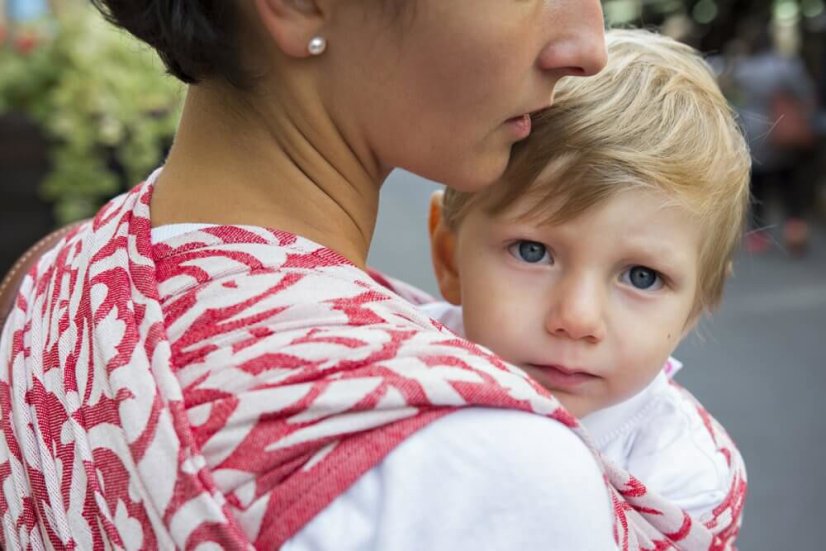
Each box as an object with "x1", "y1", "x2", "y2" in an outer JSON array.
[
  {"x1": 523, "y1": 363, "x2": 599, "y2": 390},
  {"x1": 506, "y1": 113, "x2": 532, "y2": 140}
]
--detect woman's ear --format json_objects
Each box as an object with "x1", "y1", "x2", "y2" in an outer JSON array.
[
  {"x1": 429, "y1": 191, "x2": 462, "y2": 306},
  {"x1": 254, "y1": 0, "x2": 326, "y2": 58}
]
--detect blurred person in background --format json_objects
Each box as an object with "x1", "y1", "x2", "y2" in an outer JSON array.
[{"x1": 724, "y1": 20, "x2": 817, "y2": 255}]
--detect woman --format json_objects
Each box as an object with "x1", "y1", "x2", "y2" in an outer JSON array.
[{"x1": 0, "y1": 1, "x2": 617, "y2": 549}]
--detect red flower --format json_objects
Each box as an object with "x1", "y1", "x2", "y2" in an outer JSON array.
[{"x1": 13, "y1": 32, "x2": 39, "y2": 55}]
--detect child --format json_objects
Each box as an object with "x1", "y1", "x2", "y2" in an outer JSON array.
[{"x1": 424, "y1": 29, "x2": 750, "y2": 533}]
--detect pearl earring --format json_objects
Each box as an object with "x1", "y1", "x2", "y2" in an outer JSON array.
[{"x1": 308, "y1": 36, "x2": 327, "y2": 56}]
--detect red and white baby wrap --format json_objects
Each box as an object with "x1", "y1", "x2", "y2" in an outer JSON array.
[{"x1": 0, "y1": 180, "x2": 746, "y2": 550}]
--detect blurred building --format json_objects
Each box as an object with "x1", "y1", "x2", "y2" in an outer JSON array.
[
  {"x1": 2, "y1": 0, "x2": 49, "y2": 23},
  {"x1": 603, "y1": 0, "x2": 824, "y2": 60}
]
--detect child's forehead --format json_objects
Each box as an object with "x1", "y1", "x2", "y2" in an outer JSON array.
[
  {"x1": 493, "y1": 193, "x2": 566, "y2": 226},
  {"x1": 477, "y1": 183, "x2": 610, "y2": 226},
  {"x1": 480, "y1": 184, "x2": 701, "y2": 231}
]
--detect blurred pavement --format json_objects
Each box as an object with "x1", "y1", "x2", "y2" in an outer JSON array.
[{"x1": 369, "y1": 169, "x2": 826, "y2": 550}]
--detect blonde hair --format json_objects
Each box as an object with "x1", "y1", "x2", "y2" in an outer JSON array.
[{"x1": 442, "y1": 28, "x2": 750, "y2": 315}]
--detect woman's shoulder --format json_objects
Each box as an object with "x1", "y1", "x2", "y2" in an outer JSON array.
[
  {"x1": 285, "y1": 408, "x2": 617, "y2": 551},
  {"x1": 152, "y1": 225, "x2": 465, "y2": 353}
]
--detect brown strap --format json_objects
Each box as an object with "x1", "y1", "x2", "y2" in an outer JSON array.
[{"x1": 0, "y1": 221, "x2": 87, "y2": 331}]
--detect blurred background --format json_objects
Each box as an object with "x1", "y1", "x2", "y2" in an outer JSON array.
[{"x1": 1, "y1": 0, "x2": 824, "y2": 548}]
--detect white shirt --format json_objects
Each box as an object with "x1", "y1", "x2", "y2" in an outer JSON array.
[
  {"x1": 284, "y1": 409, "x2": 617, "y2": 551},
  {"x1": 152, "y1": 226, "x2": 617, "y2": 551},
  {"x1": 581, "y1": 372, "x2": 730, "y2": 519}
]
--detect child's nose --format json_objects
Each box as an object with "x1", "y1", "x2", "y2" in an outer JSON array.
[{"x1": 545, "y1": 279, "x2": 606, "y2": 343}]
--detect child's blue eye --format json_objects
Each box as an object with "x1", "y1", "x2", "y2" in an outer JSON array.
[
  {"x1": 622, "y1": 266, "x2": 662, "y2": 290},
  {"x1": 508, "y1": 240, "x2": 551, "y2": 264}
]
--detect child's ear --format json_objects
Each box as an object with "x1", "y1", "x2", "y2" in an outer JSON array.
[{"x1": 429, "y1": 191, "x2": 462, "y2": 305}]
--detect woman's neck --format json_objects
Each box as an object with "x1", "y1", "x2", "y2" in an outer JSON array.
[{"x1": 151, "y1": 83, "x2": 384, "y2": 268}]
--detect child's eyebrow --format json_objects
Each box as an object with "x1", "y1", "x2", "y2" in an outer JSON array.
[{"x1": 621, "y1": 241, "x2": 692, "y2": 269}]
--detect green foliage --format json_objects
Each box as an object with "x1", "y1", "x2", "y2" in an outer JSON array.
[{"x1": 0, "y1": 8, "x2": 183, "y2": 223}]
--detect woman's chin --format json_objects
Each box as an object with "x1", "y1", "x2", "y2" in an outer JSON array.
[
  {"x1": 397, "y1": 147, "x2": 510, "y2": 193},
  {"x1": 441, "y1": 156, "x2": 510, "y2": 193}
]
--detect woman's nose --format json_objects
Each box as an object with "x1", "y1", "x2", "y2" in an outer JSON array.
[
  {"x1": 537, "y1": 0, "x2": 608, "y2": 78},
  {"x1": 545, "y1": 278, "x2": 606, "y2": 343}
]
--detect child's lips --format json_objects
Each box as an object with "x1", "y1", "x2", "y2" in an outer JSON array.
[{"x1": 523, "y1": 363, "x2": 600, "y2": 390}]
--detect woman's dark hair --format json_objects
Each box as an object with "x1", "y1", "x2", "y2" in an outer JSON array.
[{"x1": 90, "y1": 1, "x2": 246, "y2": 86}]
